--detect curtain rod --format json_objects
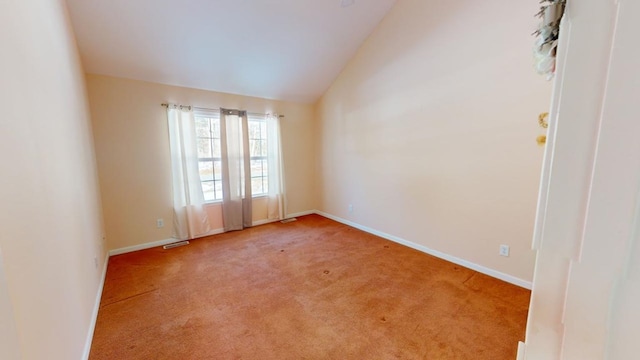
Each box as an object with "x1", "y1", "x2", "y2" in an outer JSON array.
[{"x1": 161, "y1": 103, "x2": 284, "y2": 118}]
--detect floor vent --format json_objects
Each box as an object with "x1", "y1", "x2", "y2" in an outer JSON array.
[
  {"x1": 280, "y1": 218, "x2": 297, "y2": 224},
  {"x1": 163, "y1": 241, "x2": 190, "y2": 250}
]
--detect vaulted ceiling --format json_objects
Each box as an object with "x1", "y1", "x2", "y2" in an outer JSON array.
[{"x1": 65, "y1": 0, "x2": 397, "y2": 103}]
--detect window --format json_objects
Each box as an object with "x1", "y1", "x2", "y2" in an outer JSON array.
[
  {"x1": 195, "y1": 113, "x2": 222, "y2": 202},
  {"x1": 248, "y1": 116, "x2": 268, "y2": 196},
  {"x1": 194, "y1": 112, "x2": 269, "y2": 202}
]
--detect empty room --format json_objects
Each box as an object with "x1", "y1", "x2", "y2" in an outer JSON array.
[{"x1": 2, "y1": 0, "x2": 639, "y2": 359}]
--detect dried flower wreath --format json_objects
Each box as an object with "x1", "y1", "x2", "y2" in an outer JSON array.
[{"x1": 533, "y1": 0, "x2": 566, "y2": 79}]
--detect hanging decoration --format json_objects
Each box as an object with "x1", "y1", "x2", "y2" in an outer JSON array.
[
  {"x1": 533, "y1": 0, "x2": 566, "y2": 80},
  {"x1": 536, "y1": 112, "x2": 549, "y2": 146}
]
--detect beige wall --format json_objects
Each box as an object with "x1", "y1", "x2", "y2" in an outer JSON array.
[
  {"x1": 0, "y1": 249, "x2": 20, "y2": 360},
  {"x1": 315, "y1": 0, "x2": 551, "y2": 283},
  {"x1": 0, "y1": 1, "x2": 106, "y2": 359},
  {"x1": 86, "y1": 75, "x2": 317, "y2": 251}
]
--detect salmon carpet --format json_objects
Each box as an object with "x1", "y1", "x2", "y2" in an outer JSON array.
[{"x1": 89, "y1": 214, "x2": 530, "y2": 359}]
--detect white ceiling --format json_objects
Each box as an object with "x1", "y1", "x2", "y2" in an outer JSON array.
[{"x1": 65, "y1": 0, "x2": 397, "y2": 103}]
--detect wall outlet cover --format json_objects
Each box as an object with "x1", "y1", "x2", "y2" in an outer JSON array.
[{"x1": 499, "y1": 245, "x2": 510, "y2": 257}]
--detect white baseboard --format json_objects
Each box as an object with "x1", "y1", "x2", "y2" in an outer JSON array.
[
  {"x1": 314, "y1": 210, "x2": 532, "y2": 290},
  {"x1": 82, "y1": 253, "x2": 109, "y2": 360},
  {"x1": 108, "y1": 211, "x2": 320, "y2": 257},
  {"x1": 109, "y1": 238, "x2": 179, "y2": 256},
  {"x1": 517, "y1": 341, "x2": 526, "y2": 360},
  {"x1": 285, "y1": 210, "x2": 315, "y2": 218},
  {"x1": 108, "y1": 228, "x2": 227, "y2": 256},
  {"x1": 107, "y1": 211, "x2": 320, "y2": 257},
  {"x1": 252, "y1": 219, "x2": 280, "y2": 226}
]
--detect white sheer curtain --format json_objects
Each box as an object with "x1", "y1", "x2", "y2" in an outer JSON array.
[
  {"x1": 266, "y1": 114, "x2": 285, "y2": 220},
  {"x1": 220, "y1": 109, "x2": 252, "y2": 231},
  {"x1": 166, "y1": 105, "x2": 211, "y2": 240}
]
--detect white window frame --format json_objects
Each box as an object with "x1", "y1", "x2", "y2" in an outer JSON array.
[
  {"x1": 194, "y1": 111, "x2": 269, "y2": 203},
  {"x1": 194, "y1": 111, "x2": 223, "y2": 203},
  {"x1": 248, "y1": 115, "x2": 269, "y2": 198}
]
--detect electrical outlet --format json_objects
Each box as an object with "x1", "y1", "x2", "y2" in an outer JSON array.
[
  {"x1": 348, "y1": 204, "x2": 353, "y2": 213},
  {"x1": 157, "y1": 218, "x2": 164, "y2": 228},
  {"x1": 93, "y1": 256, "x2": 98, "y2": 269},
  {"x1": 499, "y1": 245, "x2": 510, "y2": 257}
]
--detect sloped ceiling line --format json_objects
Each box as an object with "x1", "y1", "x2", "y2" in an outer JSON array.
[{"x1": 65, "y1": 0, "x2": 397, "y2": 103}]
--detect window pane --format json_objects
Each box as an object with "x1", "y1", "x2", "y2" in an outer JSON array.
[
  {"x1": 213, "y1": 161, "x2": 222, "y2": 180},
  {"x1": 195, "y1": 117, "x2": 210, "y2": 137},
  {"x1": 197, "y1": 138, "x2": 212, "y2": 158},
  {"x1": 214, "y1": 180, "x2": 223, "y2": 200},
  {"x1": 199, "y1": 161, "x2": 213, "y2": 181},
  {"x1": 251, "y1": 159, "x2": 263, "y2": 177},
  {"x1": 259, "y1": 139, "x2": 267, "y2": 157},
  {"x1": 252, "y1": 177, "x2": 264, "y2": 195},
  {"x1": 211, "y1": 119, "x2": 220, "y2": 138},
  {"x1": 249, "y1": 121, "x2": 260, "y2": 139},
  {"x1": 212, "y1": 139, "x2": 221, "y2": 158},
  {"x1": 249, "y1": 139, "x2": 259, "y2": 157},
  {"x1": 260, "y1": 121, "x2": 267, "y2": 139},
  {"x1": 202, "y1": 181, "x2": 215, "y2": 202}
]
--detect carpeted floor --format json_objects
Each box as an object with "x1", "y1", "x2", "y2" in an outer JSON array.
[{"x1": 89, "y1": 214, "x2": 530, "y2": 359}]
